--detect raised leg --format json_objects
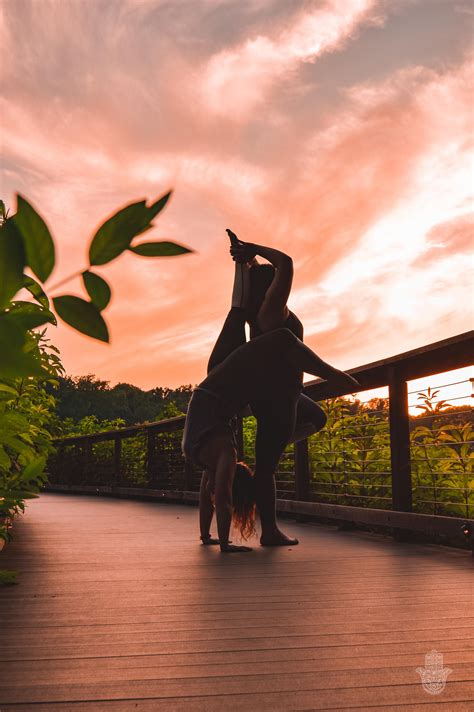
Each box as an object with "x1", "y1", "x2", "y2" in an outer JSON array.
[
  {"x1": 207, "y1": 307, "x2": 248, "y2": 374},
  {"x1": 207, "y1": 260, "x2": 253, "y2": 373},
  {"x1": 287, "y1": 393, "x2": 327, "y2": 444},
  {"x1": 231, "y1": 261, "x2": 252, "y2": 310}
]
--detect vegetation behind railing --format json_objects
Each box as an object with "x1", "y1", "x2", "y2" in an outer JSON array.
[{"x1": 46, "y1": 331, "x2": 474, "y2": 550}]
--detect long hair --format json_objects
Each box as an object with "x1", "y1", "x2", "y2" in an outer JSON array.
[
  {"x1": 232, "y1": 462, "x2": 257, "y2": 540},
  {"x1": 248, "y1": 263, "x2": 275, "y2": 319}
]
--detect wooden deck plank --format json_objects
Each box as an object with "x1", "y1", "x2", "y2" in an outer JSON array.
[
  {"x1": 0, "y1": 661, "x2": 473, "y2": 703},
  {"x1": 0, "y1": 493, "x2": 472, "y2": 710},
  {"x1": 3, "y1": 609, "x2": 473, "y2": 646},
  {"x1": 0, "y1": 638, "x2": 470, "y2": 677},
  {"x1": 1, "y1": 650, "x2": 473, "y2": 687},
  {"x1": 1, "y1": 702, "x2": 474, "y2": 712},
  {"x1": 1, "y1": 681, "x2": 473, "y2": 711}
]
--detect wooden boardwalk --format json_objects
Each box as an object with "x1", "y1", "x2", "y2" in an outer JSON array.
[{"x1": 0, "y1": 493, "x2": 473, "y2": 711}]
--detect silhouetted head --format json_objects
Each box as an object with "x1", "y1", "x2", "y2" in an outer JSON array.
[
  {"x1": 232, "y1": 461, "x2": 257, "y2": 540},
  {"x1": 249, "y1": 263, "x2": 275, "y2": 317}
]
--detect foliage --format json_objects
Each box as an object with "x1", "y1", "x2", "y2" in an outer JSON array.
[
  {"x1": 0, "y1": 192, "x2": 192, "y2": 541},
  {"x1": 304, "y1": 390, "x2": 472, "y2": 518},
  {"x1": 410, "y1": 389, "x2": 473, "y2": 517},
  {"x1": 0, "y1": 332, "x2": 64, "y2": 542},
  {"x1": 45, "y1": 384, "x2": 472, "y2": 523},
  {"x1": 48, "y1": 401, "x2": 187, "y2": 489},
  {"x1": 59, "y1": 415, "x2": 127, "y2": 437},
  {"x1": 52, "y1": 376, "x2": 192, "y2": 426},
  {"x1": 306, "y1": 397, "x2": 391, "y2": 507},
  {"x1": 0, "y1": 569, "x2": 18, "y2": 586}
]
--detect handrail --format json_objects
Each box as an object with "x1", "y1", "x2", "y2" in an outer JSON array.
[
  {"x1": 47, "y1": 331, "x2": 474, "y2": 551},
  {"x1": 55, "y1": 414, "x2": 185, "y2": 446},
  {"x1": 303, "y1": 330, "x2": 473, "y2": 400},
  {"x1": 53, "y1": 330, "x2": 474, "y2": 446}
]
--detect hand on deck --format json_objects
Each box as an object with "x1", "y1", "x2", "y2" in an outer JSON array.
[{"x1": 220, "y1": 542, "x2": 253, "y2": 553}]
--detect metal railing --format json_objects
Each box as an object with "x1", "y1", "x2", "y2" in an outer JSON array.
[{"x1": 46, "y1": 330, "x2": 474, "y2": 550}]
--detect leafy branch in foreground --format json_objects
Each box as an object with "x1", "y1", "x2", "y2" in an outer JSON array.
[
  {"x1": 0, "y1": 191, "x2": 193, "y2": 374},
  {"x1": 0, "y1": 190, "x2": 193, "y2": 543}
]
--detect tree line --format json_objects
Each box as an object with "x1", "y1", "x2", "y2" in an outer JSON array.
[{"x1": 51, "y1": 375, "x2": 193, "y2": 426}]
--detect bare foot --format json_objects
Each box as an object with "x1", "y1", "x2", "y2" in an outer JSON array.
[
  {"x1": 260, "y1": 529, "x2": 299, "y2": 546},
  {"x1": 201, "y1": 536, "x2": 220, "y2": 545}
]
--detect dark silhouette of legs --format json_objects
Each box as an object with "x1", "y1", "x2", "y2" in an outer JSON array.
[
  {"x1": 251, "y1": 392, "x2": 299, "y2": 545},
  {"x1": 289, "y1": 394, "x2": 327, "y2": 444},
  {"x1": 207, "y1": 307, "x2": 247, "y2": 374}
]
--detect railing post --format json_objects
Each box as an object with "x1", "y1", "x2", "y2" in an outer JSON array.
[
  {"x1": 114, "y1": 437, "x2": 121, "y2": 485},
  {"x1": 82, "y1": 439, "x2": 92, "y2": 484},
  {"x1": 146, "y1": 429, "x2": 156, "y2": 485},
  {"x1": 294, "y1": 439, "x2": 310, "y2": 501},
  {"x1": 388, "y1": 367, "x2": 412, "y2": 513}
]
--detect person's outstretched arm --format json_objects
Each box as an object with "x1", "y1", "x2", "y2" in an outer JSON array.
[
  {"x1": 231, "y1": 241, "x2": 293, "y2": 332},
  {"x1": 199, "y1": 471, "x2": 219, "y2": 544}
]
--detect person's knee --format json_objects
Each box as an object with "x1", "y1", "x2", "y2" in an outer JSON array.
[
  {"x1": 314, "y1": 407, "x2": 327, "y2": 431},
  {"x1": 303, "y1": 408, "x2": 327, "y2": 436}
]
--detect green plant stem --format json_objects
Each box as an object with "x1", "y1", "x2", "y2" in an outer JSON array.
[{"x1": 48, "y1": 269, "x2": 86, "y2": 293}]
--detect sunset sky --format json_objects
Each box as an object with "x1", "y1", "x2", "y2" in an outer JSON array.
[{"x1": 2, "y1": 0, "x2": 473, "y2": 390}]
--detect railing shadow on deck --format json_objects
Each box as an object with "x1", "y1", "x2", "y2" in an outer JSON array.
[{"x1": 45, "y1": 331, "x2": 474, "y2": 553}]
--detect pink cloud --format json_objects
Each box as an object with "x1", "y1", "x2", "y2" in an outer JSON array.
[
  {"x1": 1, "y1": 2, "x2": 472, "y2": 389},
  {"x1": 199, "y1": 0, "x2": 383, "y2": 119}
]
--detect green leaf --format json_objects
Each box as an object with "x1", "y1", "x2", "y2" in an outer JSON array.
[
  {"x1": 0, "y1": 383, "x2": 19, "y2": 397},
  {"x1": 22, "y1": 456, "x2": 46, "y2": 480},
  {"x1": 0, "y1": 219, "x2": 25, "y2": 308},
  {"x1": 82, "y1": 271, "x2": 111, "y2": 311},
  {"x1": 0, "y1": 490, "x2": 40, "y2": 499},
  {"x1": 0, "y1": 445, "x2": 10, "y2": 470},
  {"x1": 21, "y1": 274, "x2": 50, "y2": 309},
  {"x1": 0, "y1": 318, "x2": 45, "y2": 378},
  {"x1": 12, "y1": 195, "x2": 55, "y2": 282},
  {"x1": 89, "y1": 200, "x2": 149, "y2": 266},
  {"x1": 88, "y1": 193, "x2": 174, "y2": 266},
  {"x1": 0, "y1": 432, "x2": 31, "y2": 454},
  {"x1": 0, "y1": 412, "x2": 30, "y2": 433},
  {"x1": 0, "y1": 200, "x2": 6, "y2": 221},
  {"x1": 6, "y1": 302, "x2": 57, "y2": 330},
  {"x1": 147, "y1": 191, "x2": 172, "y2": 220},
  {"x1": 0, "y1": 570, "x2": 18, "y2": 586},
  {"x1": 53, "y1": 296, "x2": 109, "y2": 342},
  {"x1": 133, "y1": 224, "x2": 154, "y2": 239},
  {"x1": 129, "y1": 241, "x2": 192, "y2": 257}
]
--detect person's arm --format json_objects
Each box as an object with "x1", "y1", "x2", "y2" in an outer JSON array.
[
  {"x1": 231, "y1": 241, "x2": 293, "y2": 331},
  {"x1": 214, "y1": 446, "x2": 252, "y2": 553},
  {"x1": 199, "y1": 471, "x2": 219, "y2": 544}
]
